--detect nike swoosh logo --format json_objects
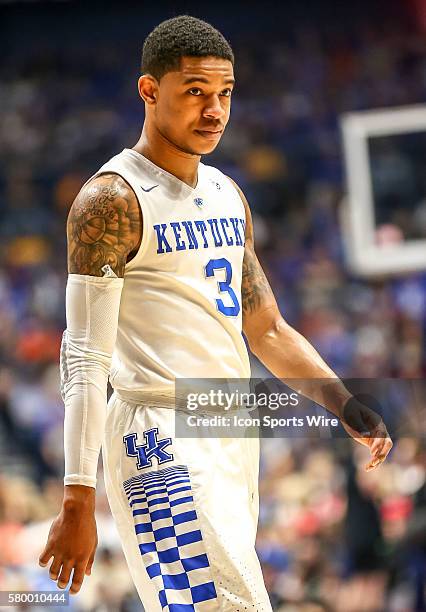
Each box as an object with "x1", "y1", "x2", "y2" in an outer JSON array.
[{"x1": 140, "y1": 184, "x2": 159, "y2": 192}]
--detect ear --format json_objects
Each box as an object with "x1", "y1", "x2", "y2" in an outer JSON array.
[{"x1": 138, "y1": 75, "x2": 158, "y2": 105}]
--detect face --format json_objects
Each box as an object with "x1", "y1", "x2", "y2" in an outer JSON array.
[{"x1": 139, "y1": 56, "x2": 235, "y2": 155}]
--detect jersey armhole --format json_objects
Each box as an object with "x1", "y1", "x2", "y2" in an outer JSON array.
[{"x1": 223, "y1": 173, "x2": 247, "y2": 224}]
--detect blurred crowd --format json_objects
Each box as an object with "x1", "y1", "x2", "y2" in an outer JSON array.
[{"x1": 0, "y1": 2, "x2": 426, "y2": 611}]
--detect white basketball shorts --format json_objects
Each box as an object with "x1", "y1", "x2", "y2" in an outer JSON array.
[{"x1": 102, "y1": 392, "x2": 273, "y2": 612}]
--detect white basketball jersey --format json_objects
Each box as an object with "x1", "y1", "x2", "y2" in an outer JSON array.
[{"x1": 93, "y1": 148, "x2": 250, "y2": 404}]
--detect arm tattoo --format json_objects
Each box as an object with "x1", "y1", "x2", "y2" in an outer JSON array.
[
  {"x1": 226, "y1": 174, "x2": 277, "y2": 318},
  {"x1": 228, "y1": 177, "x2": 275, "y2": 317},
  {"x1": 67, "y1": 173, "x2": 141, "y2": 277},
  {"x1": 241, "y1": 247, "x2": 274, "y2": 316}
]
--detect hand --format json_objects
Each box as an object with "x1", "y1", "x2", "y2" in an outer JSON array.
[
  {"x1": 39, "y1": 485, "x2": 98, "y2": 595},
  {"x1": 341, "y1": 396, "x2": 393, "y2": 472}
]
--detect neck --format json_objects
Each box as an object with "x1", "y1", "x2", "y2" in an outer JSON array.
[{"x1": 133, "y1": 123, "x2": 200, "y2": 188}]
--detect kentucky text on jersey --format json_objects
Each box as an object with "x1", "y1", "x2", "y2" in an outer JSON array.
[{"x1": 153, "y1": 217, "x2": 246, "y2": 254}]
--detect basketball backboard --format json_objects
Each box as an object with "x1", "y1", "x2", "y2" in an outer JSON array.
[{"x1": 341, "y1": 104, "x2": 426, "y2": 276}]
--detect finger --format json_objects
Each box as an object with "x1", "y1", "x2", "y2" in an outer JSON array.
[
  {"x1": 372, "y1": 436, "x2": 392, "y2": 460},
  {"x1": 70, "y1": 564, "x2": 86, "y2": 595},
  {"x1": 39, "y1": 547, "x2": 53, "y2": 567},
  {"x1": 85, "y1": 549, "x2": 96, "y2": 576},
  {"x1": 370, "y1": 437, "x2": 385, "y2": 457},
  {"x1": 57, "y1": 560, "x2": 74, "y2": 589},
  {"x1": 49, "y1": 556, "x2": 63, "y2": 582},
  {"x1": 365, "y1": 458, "x2": 381, "y2": 471},
  {"x1": 366, "y1": 448, "x2": 389, "y2": 471},
  {"x1": 381, "y1": 438, "x2": 393, "y2": 460}
]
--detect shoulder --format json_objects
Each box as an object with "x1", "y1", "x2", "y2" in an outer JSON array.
[
  {"x1": 224, "y1": 174, "x2": 246, "y2": 202},
  {"x1": 71, "y1": 172, "x2": 139, "y2": 217},
  {"x1": 67, "y1": 172, "x2": 142, "y2": 277}
]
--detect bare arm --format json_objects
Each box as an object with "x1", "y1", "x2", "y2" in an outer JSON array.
[
  {"x1": 39, "y1": 173, "x2": 141, "y2": 594},
  {"x1": 233, "y1": 177, "x2": 347, "y2": 402},
  {"x1": 229, "y1": 177, "x2": 392, "y2": 469}
]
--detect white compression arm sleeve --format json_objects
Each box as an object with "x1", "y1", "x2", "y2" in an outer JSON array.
[{"x1": 60, "y1": 273, "x2": 124, "y2": 488}]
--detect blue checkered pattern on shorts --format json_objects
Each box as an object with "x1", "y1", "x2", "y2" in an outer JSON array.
[{"x1": 123, "y1": 465, "x2": 218, "y2": 611}]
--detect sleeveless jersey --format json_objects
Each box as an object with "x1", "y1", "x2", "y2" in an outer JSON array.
[{"x1": 93, "y1": 148, "x2": 250, "y2": 404}]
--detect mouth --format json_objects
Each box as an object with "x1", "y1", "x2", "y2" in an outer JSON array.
[{"x1": 194, "y1": 129, "x2": 223, "y2": 141}]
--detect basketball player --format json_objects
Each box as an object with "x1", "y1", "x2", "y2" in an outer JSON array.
[{"x1": 39, "y1": 16, "x2": 392, "y2": 610}]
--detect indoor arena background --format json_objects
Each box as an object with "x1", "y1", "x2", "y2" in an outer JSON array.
[{"x1": 0, "y1": 1, "x2": 425, "y2": 611}]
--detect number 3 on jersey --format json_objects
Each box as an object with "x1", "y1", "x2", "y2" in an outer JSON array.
[{"x1": 205, "y1": 257, "x2": 240, "y2": 317}]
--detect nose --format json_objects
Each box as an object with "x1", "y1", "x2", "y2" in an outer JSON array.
[{"x1": 202, "y1": 94, "x2": 225, "y2": 120}]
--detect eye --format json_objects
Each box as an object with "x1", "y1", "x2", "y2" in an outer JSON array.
[
  {"x1": 221, "y1": 89, "x2": 232, "y2": 97},
  {"x1": 188, "y1": 87, "x2": 202, "y2": 96}
]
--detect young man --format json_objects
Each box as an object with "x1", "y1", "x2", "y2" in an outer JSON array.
[{"x1": 39, "y1": 16, "x2": 392, "y2": 611}]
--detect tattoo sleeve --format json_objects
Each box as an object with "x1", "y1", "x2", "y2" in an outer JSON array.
[
  {"x1": 226, "y1": 175, "x2": 276, "y2": 318},
  {"x1": 67, "y1": 173, "x2": 141, "y2": 277},
  {"x1": 241, "y1": 246, "x2": 274, "y2": 317}
]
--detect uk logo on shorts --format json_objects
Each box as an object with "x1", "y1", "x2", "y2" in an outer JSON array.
[{"x1": 123, "y1": 428, "x2": 174, "y2": 469}]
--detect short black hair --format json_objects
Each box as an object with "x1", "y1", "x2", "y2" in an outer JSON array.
[{"x1": 141, "y1": 15, "x2": 234, "y2": 80}]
